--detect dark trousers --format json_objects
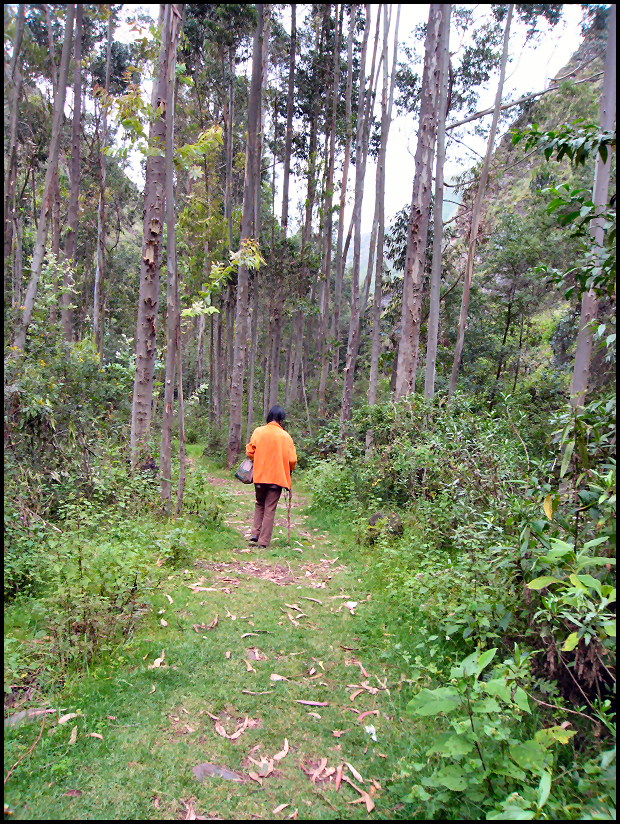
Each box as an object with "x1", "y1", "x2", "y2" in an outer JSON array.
[{"x1": 252, "y1": 484, "x2": 282, "y2": 547}]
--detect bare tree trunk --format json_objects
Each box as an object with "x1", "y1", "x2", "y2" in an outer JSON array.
[
  {"x1": 395, "y1": 3, "x2": 445, "y2": 398},
  {"x1": 367, "y1": 3, "x2": 400, "y2": 452},
  {"x1": 227, "y1": 4, "x2": 264, "y2": 467},
  {"x1": 4, "y1": 4, "x2": 25, "y2": 269},
  {"x1": 246, "y1": 278, "x2": 260, "y2": 443},
  {"x1": 448, "y1": 4, "x2": 513, "y2": 398},
  {"x1": 14, "y1": 4, "x2": 75, "y2": 353},
  {"x1": 331, "y1": 6, "x2": 355, "y2": 373},
  {"x1": 224, "y1": 47, "x2": 236, "y2": 250},
  {"x1": 280, "y1": 3, "x2": 296, "y2": 237},
  {"x1": 339, "y1": 3, "x2": 373, "y2": 438},
  {"x1": 175, "y1": 320, "x2": 186, "y2": 515},
  {"x1": 196, "y1": 311, "x2": 207, "y2": 388},
  {"x1": 160, "y1": 3, "x2": 184, "y2": 510},
  {"x1": 213, "y1": 298, "x2": 223, "y2": 430},
  {"x1": 130, "y1": 4, "x2": 173, "y2": 465},
  {"x1": 62, "y1": 3, "x2": 84, "y2": 342},
  {"x1": 12, "y1": 213, "x2": 23, "y2": 310},
  {"x1": 424, "y1": 3, "x2": 450, "y2": 399},
  {"x1": 318, "y1": 4, "x2": 343, "y2": 414},
  {"x1": 570, "y1": 3, "x2": 615, "y2": 410}
]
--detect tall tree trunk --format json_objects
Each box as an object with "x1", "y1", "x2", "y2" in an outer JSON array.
[
  {"x1": 62, "y1": 2, "x2": 84, "y2": 343},
  {"x1": 280, "y1": 4, "x2": 296, "y2": 238},
  {"x1": 423, "y1": 3, "x2": 450, "y2": 399},
  {"x1": 175, "y1": 320, "x2": 186, "y2": 514},
  {"x1": 395, "y1": 3, "x2": 445, "y2": 398},
  {"x1": 196, "y1": 311, "x2": 207, "y2": 388},
  {"x1": 318, "y1": 4, "x2": 343, "y2": 414},
  {"x1": 93, "y1": 8, "x2": 112, "y2": 352},
  {"x1": 12, "y1": 213, "x2": 23, "y2": 311},
  {"x1": 570, "y1": 3, "x2": 615, "y2": 410},
  {"x1": 14, "y1": 4, "x2": 75, "y2": 353},
  {"x1": 331, "y1": 6, "x2": 355, "y2": 373},
  {"x1": 226, "y1": 4, "x2": 264, "y2": 468},
  {"x1": 448, "y1": 4, "x2": 513, "y2": 398},
  {"x1": 4, "y1": 4, "x2": 25, "y2": 269},
  {"x1": 246, "y1": 277, "x2": 260, "y2": 443},
  {"x1": 160, "y1": 3, "x2": 184, "y2": 510},
  {"x1": 224, "y1": 47, "x2": 236, "y2": 250},
  {"x1": 213, "y1": 297, "x2": 223, "y2": 431},
  {"x1": 339, "y1": 3, "x2": 373, "y2": 437},
  {"x1": 130, "y1": 5, "x2": 174, "y2": 465},
  {"x1": 367, "y1": 3, "x2": 400, "y2": 451}
]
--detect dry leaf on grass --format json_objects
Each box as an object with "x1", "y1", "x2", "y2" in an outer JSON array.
[
  {"x1": 302, "y1": 597, "x2": 322, "y2": 604},
  {"x1": 153, "y1": 797, "x2": 160, "y2": 808},
  {"x1": 358, "y1": 710, "x2": 380, "y2": 723},
  {"x1": 273, "y1": 803, "x2": 289, "y2": 814},
  {"x1": 270, "y1": 673, "x2": 289, "y2": 682},
  {"x1": 349, "y1": 689, "x2": 364, "y2": 701},
  {"x1": 160, "y1": 618, "x2": 168, "y2": 627},
  {"x1": 214, "y1": 716, "x2": 249, "y2": 741},
  {"x1": 58, "y1": 713, "x2": 78, "y2": 725},
  {"x1": 87, "y1": 732, "x2": 103, "y2": 740},
  {"x1": 63, "y1": 789, "x2": 82, "y2": 797},
  {"x1": 335, "y1": 763, "x2": 343, "y2": 791},
  {"x1": 245, "y1": 660, "x2": 256, "y2": 673},
  {"x1": 185, "y1": 724, "x2": 196, "y2": 733},
  {"x1": 248, "y1": 770, "x2": 262, "y2": 786},
  {"x1": 164, "y1": 594, "x2": 173, "y2": 604},
  {"x1": 341, "y1": 775, "x2": 375, "y2": 813},
  {"x1": 149, "y1": 683, "x2": 156, "y2": 694},
  {"x1": 309, "y1": 758, "x2": 328, "y2": 782},
  {"x1": 272, "y1": 738, "x2": 289, "y2": 761},
  {"x1": 288, "y1": 809, "x2": 298, "y2": 819},
  {"x1": 286, "y1": 612, "x2": 299, "y2": 627},
  {"x1": 68, "y1": 725, "x2": 77, "y2": 745},
  {"x1": 226, "y1": 651, "x2": 231, "y2": 659},
  {"x1": 344, "y1": 762, "x2": 364, "y2": 783},
  {"x1": 296, "y1": 700, "x2": 328, "y2": 706},
  {"x1": 150, "y1": 649, "x2": 165, "y2": 668},
  {"x1": 308, "y1": 712, "x2": 321, "y2": 719},
  {"x1": 332, "y1": 729, "x2": 349, "y2": 738},
  {"x1": 258, "y1": 758, "x2": 274, "y2": 778}
]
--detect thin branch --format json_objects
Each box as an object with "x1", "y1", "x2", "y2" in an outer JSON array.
[
  {"x1": 447, "y1": 132, "x2": 485, "y2": 158},
  {"x1": 524, "y1": 689, "x2": 600, "y2": 726},
  {"x1": 4, "y1": 715, "x2": 47, "y2": 784},
  {"x1": 446, "y1": 71, "x2": 605, "y2": 131}
]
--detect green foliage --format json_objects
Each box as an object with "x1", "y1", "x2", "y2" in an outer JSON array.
[
  {"x1": 512, "y1": 121, "x2": 615, "y2": 167},
  {"x1": 305, "y1": 457, "x2": 356, "y2": 510}
]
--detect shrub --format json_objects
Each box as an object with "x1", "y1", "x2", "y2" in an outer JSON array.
[{"x1": 305, "y1": 458, "x2": 355, "y2": 510}]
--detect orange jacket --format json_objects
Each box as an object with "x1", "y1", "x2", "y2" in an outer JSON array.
[{"x1": 246, "y1": 421, "x2": 297, "y2": 489}]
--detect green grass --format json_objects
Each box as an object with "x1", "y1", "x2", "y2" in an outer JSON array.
[{"x1": 4, "y1": 450, "x2": 424, "y2": 820}]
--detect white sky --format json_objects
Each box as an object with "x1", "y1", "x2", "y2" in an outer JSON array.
[{"x1": 116, "y1": 4, "x2": 585, "y2": 236}]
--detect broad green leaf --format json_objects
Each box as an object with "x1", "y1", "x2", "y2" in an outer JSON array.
[
  {"x1": 512, "y1": 687, "x2": 531, "y2": 714},
  {"x1": 560, "y1": 440, "x2": 575, "y2": 478},
  {"x1": 472, "y1": 696, "x2": 501, "y2": 714},
  {"x1": 574, "y1": 573, "x2": 602, "y2": 596},
  {"x1": 406, "y1": 686, "x2": 461, "y2": 716},
  {"x1": 602, "y1": 622, "x2": 616, "y2": 637},
  {"x1": 476, "y1": 647, "x2": 497, "y2": 675},
  {"x1": 431, "y1": 765, "x2": 470, "y2": 791},
  {"x1": 568, "y1": 573, "x2": 590, "y2": 593},
  {"x1": 537, "y1": 770, "x2": 552, "y2": 809},
  {"x1": 562, "y1": 632, "x2": 580, "y2": 652},
  {"x1": 483, "y1": 678, "x2": 511, "y2": 704},
  {"x1": 527, "y1": 576, "x2": 559, "y2": 590},
  {"x1": 426, "y1": 732, "x2": 475, "y2": 757},
  {"x1": 487, "y1": 806, "x2": 535, "y2": 820},
  {"x1": 535, "y1": 725, "x2": 577, "y2": 747},
  {"x1": 509, "y1": 739, "x2": 548, "y2": 773},
  {"x1": 583, "y1": 536, "x2": 609, "y2": 550}
]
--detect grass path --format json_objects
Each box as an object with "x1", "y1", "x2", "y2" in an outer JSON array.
[{"x1": 5, "y1": 459, "x2": 419, "y2": 820}]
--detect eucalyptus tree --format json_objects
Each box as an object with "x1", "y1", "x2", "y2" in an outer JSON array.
[
  {"x1": 13, "y1": 4, "x2": 75, "y2": 354},
  {"x1": 226, "y1": 3, "x2": 265, "y2": 468},
  {"x1": 394, "y1": 3, "x2": 445, "y2": 398}
]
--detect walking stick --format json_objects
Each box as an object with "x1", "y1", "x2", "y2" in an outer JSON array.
[{"x1": 287, "y1": 481, "x2": 292, "y2": 545}]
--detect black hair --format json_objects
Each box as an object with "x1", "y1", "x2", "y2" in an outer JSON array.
[{"x1": 266, "y1": 405, "x2": 286, "y2": 424}]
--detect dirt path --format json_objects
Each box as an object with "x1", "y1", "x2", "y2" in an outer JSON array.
[{"x1": 4, "y1": 469, "x2": 408, "y2": 820}]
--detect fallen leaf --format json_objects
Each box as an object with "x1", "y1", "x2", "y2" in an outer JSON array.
[
  {"x1": 308, "y1": 712, "x2": 321, "y2": 719},
  {"x1": 345, "y1": 762, "x2": 364, "y2": 783},
  {"x1": 206, "y1": 614, "x2": 218, "y2": 630},
  {"x1": 242, "y1": 690, "x2": 273, "y2": 695},
  {"x1": 372, "y1": 779, "x2": 382, "y2": 790},
  {"x1": 160, "y1": 618, "x2": 168, "y2": 627},
  {"x1": 335, "y1": 763, "x2": 343, "y2": 791},
  {"x1": 332, "y1": 729, "x2": 349, "y2": 738},
  {"x1": 181, "y1": 708, "x2": 189, "y2": 715},
  {"x1": 270, "y1": 673, "x2": 289, "y2": 682},
  {"x1": 153, "y1": 797, "x2": 160, "y2": 808},
  {"x1": 302, "y1": 597, "x2": 322, "y2": 604},
  {"x1": 58, "y1": 713, "x2": 78, "y2": 725},
  {"x1": 377, "y1": 753, "x2": 387, "y2": 758},
  {"x1": 287, "y1": 809, "x2": 298, "y2": 820},
  {"x1": 241, "y1": 632, "x2": 259, "y2": 639},
  {"x1": 296, "y1": 700, "x2": 328, "y2": 707},
  {"x1": 248, "y1": 771, "x2": 262, "y2": 786},
  {"x1": 68, "y1": 725, "x2": 77, "y2": 745},
  {"x1": 149, "y1": 683, "x2": 156, "y2": 694},
  {"x1": 310, "y1": 758, "x2": 328, "y2": 782},
  {"x1": 107, "y1": 715, "x2": 117, "y2": 721},
  {"x1": 258, "y1": 758, "x2": 274, "y2": 778},
  {"x1": 185, "y1": 725, "x2": 196, "y2": 733},
  {"x1": 245, "y1": 660, "x2": 257, "y2": 673},
  {"x1": 358, "y1": 710, "x2": 380, "y2": 723},
  {"x1": 226, "y1": 651, "x2": 231, "y2": 659},
  {"x1": 164, "y1": 594, "x2": 173, "y2": 604},
  {"x1": 347, "y1": 792, "x2": 375, "y2": 813},
  {"x1": 287, "y1": 613, "x2": 299, "y2": 627},
  {"x1": 158, "y1": 608, "x2": 166, "y2": 614},
  {"x1": 87, "y1": 732, "x2": 103, "y2": 740},
  {"x1": 64, "y1": 789, "x2": 82, "y2": 797},
  {"x1": 152, "y1": 649, "x2": 165, "y2": 668},
  {"x1": 273, "y1": 738, "x2": 289, "y2": 761},
  {"x1": 273, "y1": 803, "x2": 289, "y2": 814},
  {"x1": 349, "y1": 689, "x2": 364, "y2": 701}
]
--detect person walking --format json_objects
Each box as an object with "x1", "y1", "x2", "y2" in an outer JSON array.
[{"x1": 246, "y1": 405, "x2": 297, "y2": 548}]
